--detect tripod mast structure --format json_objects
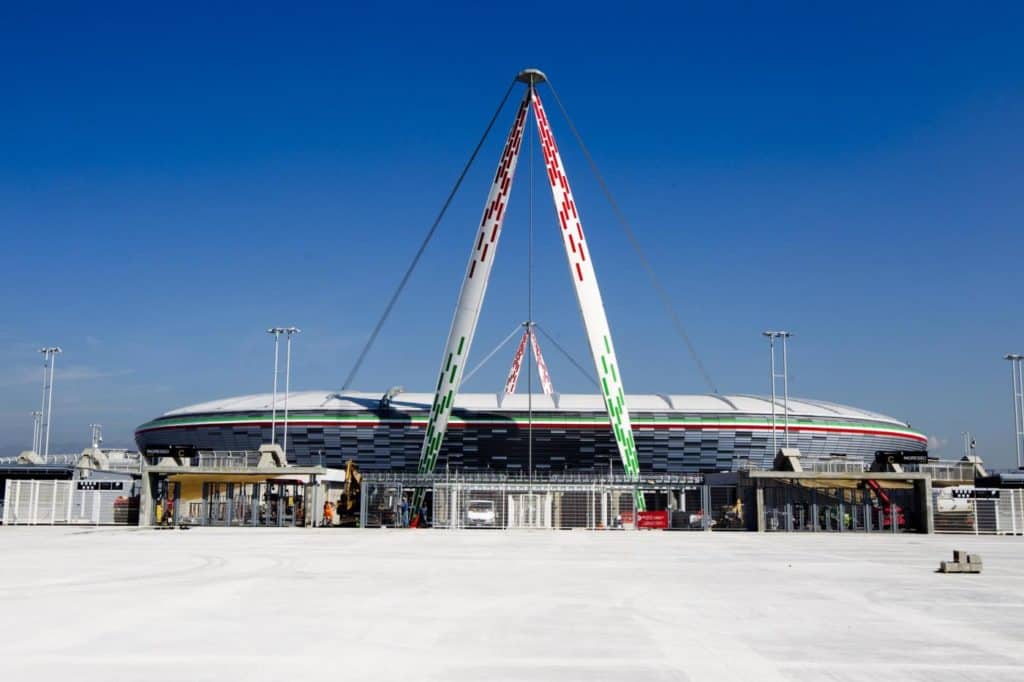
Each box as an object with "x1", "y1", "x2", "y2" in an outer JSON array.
[{"x1": 416, "y1": 70, "x2": 643, "y2": 509}]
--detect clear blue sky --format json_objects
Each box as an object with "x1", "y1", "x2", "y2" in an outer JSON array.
[{"x1": 1, "y1": 3, "x2": 1022, "y2": 466}]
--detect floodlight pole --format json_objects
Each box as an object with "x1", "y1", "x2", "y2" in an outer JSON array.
[
  {"x1": 1019, "y1": 357, "x2": 1024, "y2": 469},
  {"x1": 779, "y1": 331, "x2": 792, "y2": 447},
  {"x1": 37, "y1": 352, "x2": 48, "y2": 453},
  {"x1": 763, "y1": 332, "x2": 778, "y2": 455},
  {"x1": 1007, "y1": 354, "x2": 1024, "y2": 469},
  {"x1": 267, "y1": 328, "x2": 285, "y2": 444},
  {"x1": 282, "y1": 327, "x2": 301, "y2": 458},
  {"x1": 31, "y1": 411, "x2": 42, "y2": 454},
  {"x1": 41, "y1": 347, "x2": 61, "y2": 457}
]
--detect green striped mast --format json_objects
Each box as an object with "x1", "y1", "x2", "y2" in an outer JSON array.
[{"x1": 411, "y1": 89, "x2": 531, "y2": 514}]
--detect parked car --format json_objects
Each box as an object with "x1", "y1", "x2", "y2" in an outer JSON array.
[{"x1": 466, "y1": 499, "x2": 496, "y2": 527}]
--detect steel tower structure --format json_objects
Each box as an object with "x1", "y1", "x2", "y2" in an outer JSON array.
[
  {"x1": 504, "y1": 323, "x2": 554, "y2": 396},
  {"x1": 416, "y1": 70, "x2": 643, "y2": 510}
]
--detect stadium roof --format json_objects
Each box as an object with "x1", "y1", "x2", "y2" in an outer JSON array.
[{"x1": 163, "y1": 391, "x2": 909, "y2": 426}]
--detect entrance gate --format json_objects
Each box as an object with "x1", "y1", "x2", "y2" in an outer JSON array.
[
  {"x1": 507, "y1": 493, "x2": 552, "y2": 529},
  {"x1": 432, "y1": 481, "x2": 647, "y2": 530},
  {"x1": 158, "y1": 478, "x2": 312, "y2": 527}
]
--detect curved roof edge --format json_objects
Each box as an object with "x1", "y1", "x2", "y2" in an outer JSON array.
[{"x1": 161, "y1": 390, "x2": 913, "y2": 427}]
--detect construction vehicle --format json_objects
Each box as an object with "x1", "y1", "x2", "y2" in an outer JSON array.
[
  {"x1": 863, "y1": 479, "x2": 906, "y2": 529},
  {"x1": 336, "y1": 459, "x2": 362, "y2": 527}
]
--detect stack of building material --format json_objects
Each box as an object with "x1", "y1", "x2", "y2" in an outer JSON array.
[{"x1": 938, "y1": 550, "x2": 983, "y2": 573}]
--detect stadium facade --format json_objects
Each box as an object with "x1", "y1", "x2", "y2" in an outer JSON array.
[{"x1": 134, "y1": 391, "x2": 927, "y2": 474}]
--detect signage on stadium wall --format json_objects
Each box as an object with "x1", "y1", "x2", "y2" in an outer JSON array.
[
  {"x1": 146, "y1": 444, "x2": 197, "y2": 459},
  {"x1": 875, "y1": 450, "x2": 930, "y2": 465},
  {"x1": 77, "y1": 481, "x2": 125, "y2": 491},
  {"x1": 952, "y1": 489, "x2": 999, "y2": 499},
  {"x1": 636, "y1": 511, "x2": 669, "y2": 529}
]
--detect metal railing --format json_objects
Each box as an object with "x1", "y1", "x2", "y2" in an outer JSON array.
[
  {"x1": 0, "y1": 453, "x2": 80, "y2": 466},
  {"x1": 801, "y1": 458, "x2": 866, "y2": 474},
  {"x1": 196, "y1": 450, "x2": 262, "y2": 470},
  {"x1": 907, "y1": 461, "x2": 975, "y2": 482},
  {"x1": 732, "y1": 457, "x2": 866, "y2": 473},
  {"x1": 102, "y1": 455, "x2": 143, "y2": 474},
  {"x1": 361, "y1": 470, "x2": 703, "y2": 486}
]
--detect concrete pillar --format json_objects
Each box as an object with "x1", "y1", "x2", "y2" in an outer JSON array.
[
  {"x1": 701, "y1": 485, "x2": 712, "y2": 531},
  {"x1": 755, "y1": 481, "x2": 766, "y2": 533},
  {"x1": 917, "y1": 478, "x2": 934, "y2": 534},
  {"x1": 359, "y1": 480, "x2": 368, "y2": 528},
  {"x1": 139, "y1": 472, "x2": 155, "y2": 528}
]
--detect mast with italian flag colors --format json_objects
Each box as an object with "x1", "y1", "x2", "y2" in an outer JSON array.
[{"x1": 414, "y1": 69, "x2": 644, "y2": 515}]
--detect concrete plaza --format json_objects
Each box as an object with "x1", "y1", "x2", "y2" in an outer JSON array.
[{"x1": 1, "y1": 527, "x2": 1022, "y2": 681}]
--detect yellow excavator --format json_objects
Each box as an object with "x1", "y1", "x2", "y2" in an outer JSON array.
[{"x1": 337, "y1": 459, "x2": 362, "y2": 526}]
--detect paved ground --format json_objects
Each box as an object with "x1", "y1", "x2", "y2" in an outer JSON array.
[{"x1": 1, "y1": 528, "x2": 1022, "y2": 681}]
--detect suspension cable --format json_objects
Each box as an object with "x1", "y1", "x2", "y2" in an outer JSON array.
[
  {"x1": 460, "y1": 324, "x2": 525, "y2": 387},
  {"x1": 534, "y1": 324, "x2": 601, "y2": 391},
  {"x1": 527, "y1": 82, "x2": 535, "y2": 486},
  {"x1": 544, "y1": 78, "x2": 719, "y2": 394},
  {"x1": 341, "y1": 79, "x2": 519, "y2": 390}
]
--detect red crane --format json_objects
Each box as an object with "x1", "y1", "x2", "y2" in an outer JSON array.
[{"x1": 864, "y1": 479, "x2": 906, "y2": 529}]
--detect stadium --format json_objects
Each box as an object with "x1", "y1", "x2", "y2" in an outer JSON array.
[
  {"x1": 134, "y1": 75, "x2": 929, "y2": 480},
  {"x1": 134, "y1": 390, "x2": 927, "y2": 474}
]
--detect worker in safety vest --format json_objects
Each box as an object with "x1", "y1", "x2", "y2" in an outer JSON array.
[{"x1": 322, "y1": 500, "x2": 334, "y2": 527}]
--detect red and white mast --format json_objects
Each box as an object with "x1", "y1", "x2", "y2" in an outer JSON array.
[{"x1": 504, "y1": 323, "x2": 554, "y2": 396}]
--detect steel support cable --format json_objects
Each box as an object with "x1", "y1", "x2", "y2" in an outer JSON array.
[
  {"x1": 544, "y1": 79, "x2": 719, "y2": 394},
  {"x1": 534, "y1": 324, "x2": 601, "y2": 391},
  {"x1": 341, "y1": 79, "x2": 519, "y2": 390},
  {"x1": 527, "y1": 82, "x2": 536, "y2": 486},
  {"x1": 461, "y1": 324, "x2": 525, "y2": 387}
]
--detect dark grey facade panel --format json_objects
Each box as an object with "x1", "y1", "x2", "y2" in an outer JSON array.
[{"x1": 137, "y1": 415, "x2": 924, "y2": 475}]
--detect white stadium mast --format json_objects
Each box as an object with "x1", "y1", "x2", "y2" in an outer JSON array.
[{"x1": 415, "y1": 69, "x2": 643, "y2": 514}]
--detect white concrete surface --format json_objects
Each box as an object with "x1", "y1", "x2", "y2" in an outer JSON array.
[{"x1": 1, "y1": 528, "x2": 1023, "y2": 681}]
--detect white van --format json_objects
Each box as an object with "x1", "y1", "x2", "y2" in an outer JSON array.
[{"x1": 466, "y1": 499, "x2": 496, "y2": 527}]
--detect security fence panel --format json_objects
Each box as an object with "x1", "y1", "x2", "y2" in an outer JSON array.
[
  {"x1": 432, "y1": 485, "x2": 453, "y2": 529},
  {"x1": 3, "y1": 480, "x2": 68, "y2": 525},
  {"x1": 363, "y1": 483, "x2": 402, "y2": 528},
  {"x1": 360, "y1": 473, "x2": 700, "y2": 531},
  {"x1": 607, "y1": 490, "x2": 636, "y2": 529},
  {"x1": 998, "y1": 490, "x2": 1023, "y2": 535},
  {"x1": 507, "y1": 492, "x2": 552, "y2": 529},
  {"x1": 932, "y1": 489, "x2": 1024, "y2": 535},
  {"x1": 2, "y1": 479, "x2": 138, "y2": 526},
  {"x1": 762, "y1": 480, "x2": 918, "y2": 533},
  {"x1": 554, "y1": 489, "x2": 600, "y2": 529},
  {"x1": 975, "y1": 499, "x2": 999, "y2": 534},
  {"x1": 430, "y1": 480, "x2": 653, "y2": 530}
]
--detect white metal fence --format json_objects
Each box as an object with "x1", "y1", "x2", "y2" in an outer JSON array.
[
  {"x1": 432, "y1": 481, "x2": 659, "y2": 530},
  {"x1": 2, "y1": 479, "x2": 139, "y2": 525},
  {"x1": 933, "y1": 488, "x2": 1024, "y2": 535}
]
